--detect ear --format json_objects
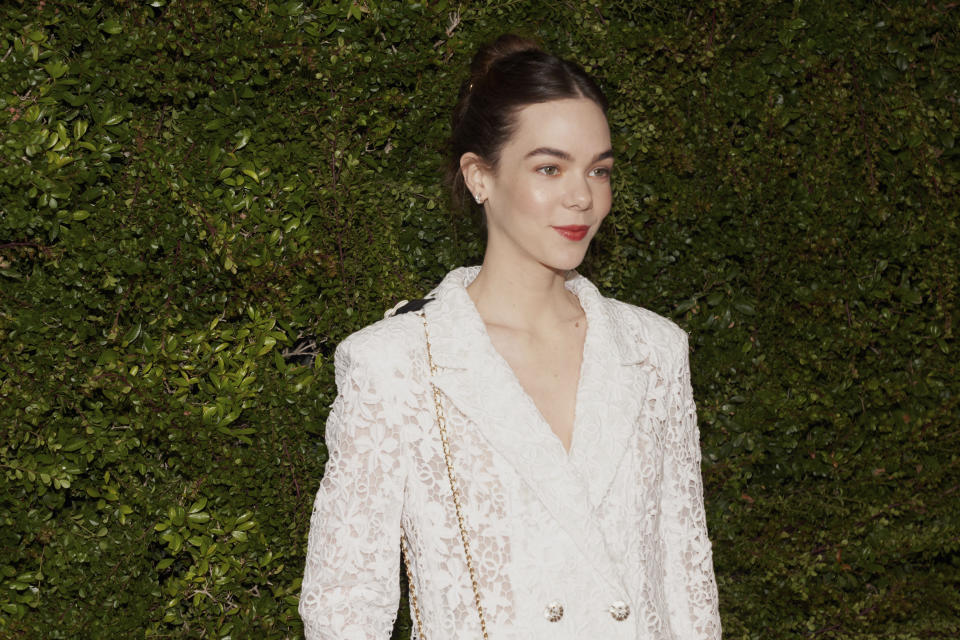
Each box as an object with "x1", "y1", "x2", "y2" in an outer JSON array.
[{"x1": 460, "y1": 152, "x2": 491, "y2": 201}]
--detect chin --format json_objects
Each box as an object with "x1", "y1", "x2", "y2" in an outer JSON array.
[{"x1": 542, "y1": 251, "x2": 588, "y2": 273}]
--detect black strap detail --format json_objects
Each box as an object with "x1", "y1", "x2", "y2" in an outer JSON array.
[{"x1": 393, "y1": 298, "x2": 434, "y2": 315}]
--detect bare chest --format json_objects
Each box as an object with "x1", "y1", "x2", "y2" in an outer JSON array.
[{"x1": 487, "y1": 321, "x2": 586, "y2": 452}]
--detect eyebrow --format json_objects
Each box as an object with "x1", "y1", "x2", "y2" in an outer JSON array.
[{"x1": 524, "y1": 147, "x2": 614, "y2": 162}]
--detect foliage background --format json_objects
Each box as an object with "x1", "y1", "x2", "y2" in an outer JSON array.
[{"x1": 1, "y1": 0, "x2": 957, "y2": 637}]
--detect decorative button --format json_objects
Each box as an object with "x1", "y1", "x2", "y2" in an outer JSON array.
[
  {"x1": 543, "y1": 600, "x2": 564, "y2": 622},
  {"x1": 609, "y1": 600, "x2": 630, "y2": 621}
]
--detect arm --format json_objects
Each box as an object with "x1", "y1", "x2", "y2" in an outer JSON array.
[
  {"x1": 660, "y1": 330, "x2": 722, "y2": 639},
  {"x1": 299, "y1": 336, "x2": 407, "y2": 640}
]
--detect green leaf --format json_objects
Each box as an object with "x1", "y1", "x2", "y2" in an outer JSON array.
[
  {"x1": 187, "y1": 512, "x2": 211, "y2": 524},
  {"x1": 44, "y1": 60, "x2": 70, "y2": 79},
  {"x1": 100, "y1": 19, "x2": 122, "y2": 34},
  {"x1": 257, "y1": 335, "x2": 276, "y2": 356},
  {"x1": 62, "y1": 437, "x2": 85, "y2": 452},
  {"x1": 234, "y1": 129, "x2": 251, "y2": 150},
  {"x1": 201, "y1": 405, "x2": 218, "y2": 424},
  {"x1": 121, "y1": 323, "x2": 142, "y2": 347},
  {"x1": 169, "y1": 506, "x2": 185, "y2": 527},
  {"x1": 241, "y1": 166, "x2": 260, "y2": 184}
]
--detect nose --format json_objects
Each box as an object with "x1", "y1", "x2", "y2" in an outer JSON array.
[{"x1": 564, "y1": 175, "x2": 592, "y2": 210}]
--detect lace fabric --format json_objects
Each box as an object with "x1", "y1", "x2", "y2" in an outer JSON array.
[{"x1": 300, "y1": 266, "x2": 721, "y2": 639}]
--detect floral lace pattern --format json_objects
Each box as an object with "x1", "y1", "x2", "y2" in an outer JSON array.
[{"x1": 300, "y1": 266, "x2": 721, "y2": 639}]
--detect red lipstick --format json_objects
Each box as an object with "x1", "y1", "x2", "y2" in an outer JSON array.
[{"x1": 552, "y1": 225, "x2": 590, "y2": 241}]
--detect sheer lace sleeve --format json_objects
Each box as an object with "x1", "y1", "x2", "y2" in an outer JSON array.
[
  {"x1": 660, "y1": 331, "x2": 722, "y2": 639},
  {"x1": 299, "y1": 336, "x2": 407, "y2": 640}
]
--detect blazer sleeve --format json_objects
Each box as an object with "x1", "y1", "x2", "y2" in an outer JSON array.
[
  {"x1": 659, "y1": 330, "x2": 722, "y2": 639},
  {"x1": 299, "y1": 335, "x2": 407, "y2": 640}
]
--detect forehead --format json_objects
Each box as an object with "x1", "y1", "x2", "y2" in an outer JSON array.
[{"x1": 505, "y1": 98, "x2": 611, "y2": 156}]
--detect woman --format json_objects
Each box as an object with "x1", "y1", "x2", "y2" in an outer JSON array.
[{"x1": 299, "y1": 35, "x2": 721, "y2": 639}]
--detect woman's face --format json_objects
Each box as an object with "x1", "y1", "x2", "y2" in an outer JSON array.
[{"x1": 465, "y1": 97, "x2": 613, "y2": 273}]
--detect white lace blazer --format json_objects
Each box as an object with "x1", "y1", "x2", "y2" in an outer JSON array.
[{"x1": 299, "y1": 266, "x2": 721, "y2": 640}]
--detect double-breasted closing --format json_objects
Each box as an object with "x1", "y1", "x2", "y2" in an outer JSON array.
[{"x1": 300, "y1": 266, "x2": 721, "y2": 640}]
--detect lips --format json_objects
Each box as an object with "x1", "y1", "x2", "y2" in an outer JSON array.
[{"x1": 552, "y1": 225, "x2": 590, "y2": 241}]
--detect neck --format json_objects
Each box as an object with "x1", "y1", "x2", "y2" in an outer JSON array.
[{"x1": 466, "y1": 255, "x2": 583, "y2": 332}]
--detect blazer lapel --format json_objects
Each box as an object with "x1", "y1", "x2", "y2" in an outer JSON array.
[
  {"x1": 417, "y1": 267, "x2": 656, "y2": 596},
  {"x1": 564, "y1": 275, "x2": 660, "y2": 511},
  {"x1": 421, "y1": 267, "x2": 570, "y2": 474}
]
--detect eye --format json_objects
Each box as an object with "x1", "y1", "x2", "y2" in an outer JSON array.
[
  {"x1": 536, "y1": 165, "x2": 560, "y2": 176},
  {"x1": 589, "y1": 166, "x2": 612, "y2": 178}
]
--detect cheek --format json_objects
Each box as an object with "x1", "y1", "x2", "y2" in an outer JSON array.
[
  {"x1": 501, "y1": 177, "x2": 554, "y2": 221},
  {"x1": 596, "y1": 184, "x2": 613, "y2": 215},
  {"x1": 511, "y1": 178, "x2": 553, "y2": 209}
]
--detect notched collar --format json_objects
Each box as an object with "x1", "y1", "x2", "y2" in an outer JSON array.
[
  {"x1": 421, "y1": 266, "x2": 654, "y2": 369},
  {"x1": 418, "y1": 266, "x2": 660, "y2": 597}
]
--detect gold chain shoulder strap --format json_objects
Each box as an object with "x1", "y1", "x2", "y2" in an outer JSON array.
[{"x1": 399, "y1": 311, "x2": 490, "y2": 640}]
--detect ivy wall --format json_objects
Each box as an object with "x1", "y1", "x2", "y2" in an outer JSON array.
[{"x1": 1, "y1": 1, "x2": 957, "y2": 638}]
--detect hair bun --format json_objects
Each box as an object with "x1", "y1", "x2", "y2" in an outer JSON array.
[{"x1": 469, "y1": 34, "x2": 543, "y2": 85}]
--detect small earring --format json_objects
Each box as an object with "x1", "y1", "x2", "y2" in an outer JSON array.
[{"x1": 474, "y1": 194, "x2": 483, "y2": 204}]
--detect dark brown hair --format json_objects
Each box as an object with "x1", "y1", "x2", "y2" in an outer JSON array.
[{"x1": 447, "y1": 34, "x2": 609, "y2": 210}]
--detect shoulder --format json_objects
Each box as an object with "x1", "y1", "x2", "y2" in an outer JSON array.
[
  {"x1": 600, "y1": 295, "x2": 689, "y2": 369},
  {"x1": 571, "y1": 272, "x2": 687, "y2": 347},
  {"x1": 606, "y1": 296, "x2": 687, "y2": 342},
  {"x1": 333, "y1": 304, "x2": 426, "y2": 378}
]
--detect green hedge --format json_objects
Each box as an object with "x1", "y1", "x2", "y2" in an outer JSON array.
[{"x1": 1, "y1": 1, "x2": 957, "y2": 637}]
